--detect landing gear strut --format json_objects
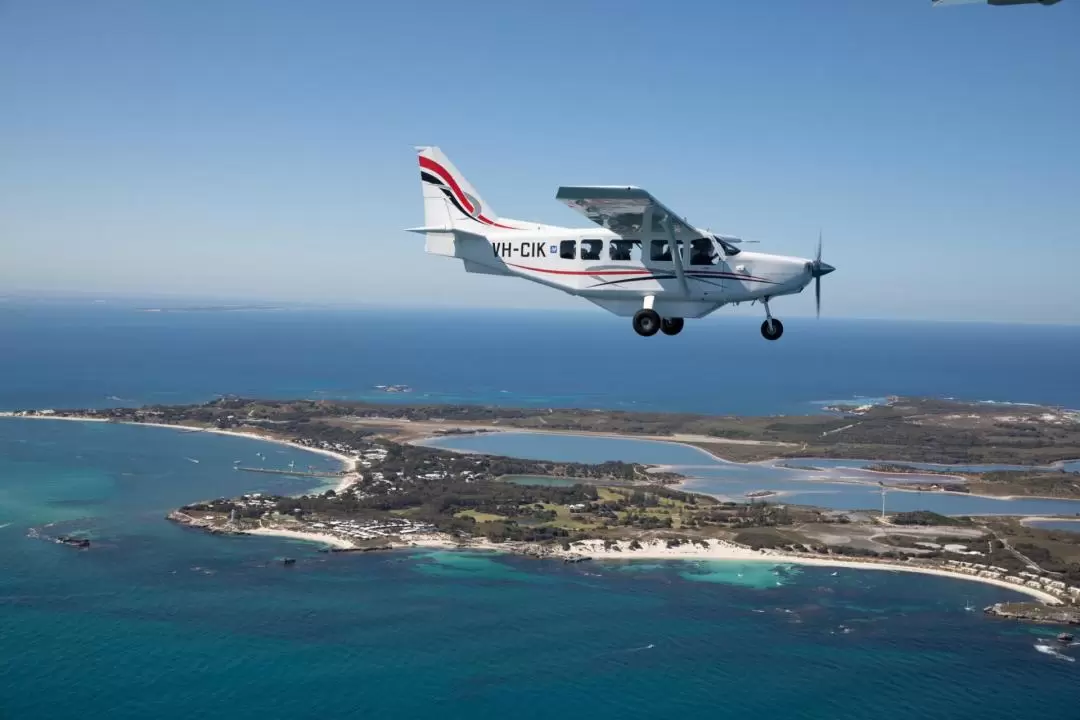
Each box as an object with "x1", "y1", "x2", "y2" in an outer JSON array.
[
  {"x1": 632, "y1": 309, "x2": 661, "y2": 337},
  {"x1": 760, "y1": 299, "x2": 783, "y2": 341},
  {"x1": 661, "y1": 317, "x2": 684, "y2": 336}
]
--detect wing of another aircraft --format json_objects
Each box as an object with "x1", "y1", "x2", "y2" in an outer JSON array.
[
  {"x1": 555, "y1": 186, "x2": 702, "y2": 241},
  {"x1": 932, "y1": 0, "x2": 1062, "y2": 6}
]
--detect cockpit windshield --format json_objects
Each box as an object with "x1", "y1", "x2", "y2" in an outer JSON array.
[{"x1": 713, "y1": 236, "x2": 741, "y2": 256}]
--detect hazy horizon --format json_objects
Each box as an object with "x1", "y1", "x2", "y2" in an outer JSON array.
[
  {"x1": 3, "y1": 1, "x2": 1078, "y2": 324},
  {"x1": 6, "y1": 290, "x2": 1080, "y2": 328}
]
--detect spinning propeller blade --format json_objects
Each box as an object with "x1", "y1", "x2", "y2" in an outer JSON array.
[
  {"x1": 816, "y1": 231, "x2": 822, "y2": 317},
  {"x1": 810, "y1": 230, "x2": 835, "y2": 318}
]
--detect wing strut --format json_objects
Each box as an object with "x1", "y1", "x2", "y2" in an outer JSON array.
[{"x1": 662, "y1": 215, "x2": 690, "y2": 298}]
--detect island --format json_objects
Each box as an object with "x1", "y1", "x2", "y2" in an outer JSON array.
[{"x1": 5, "y1": 395, "x2": 1080, "y2": 619}]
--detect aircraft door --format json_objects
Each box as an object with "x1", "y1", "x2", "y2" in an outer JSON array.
[{"x1": 688, "y1": 237, "x2": 725, "y2": 298}]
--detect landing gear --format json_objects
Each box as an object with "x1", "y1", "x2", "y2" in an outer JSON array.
[
  {"x1": 760, "y1": 318, "x2": 784, "y2": 341},
  {"x1": 760, "y1": 298, "x2": 783, "y2": 341},
  {"x1": 661, "y1": 317, "x2": 684, "y2": 336},
  {"x1": 632, "y1": 309, "x2": 661, "y2": 337}
]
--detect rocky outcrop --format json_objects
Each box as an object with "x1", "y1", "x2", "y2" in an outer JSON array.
[
  {"x1": 166, "y1": 510, "x2": 244, "y2": 535},
  {"x1": 985, "y1": 602, "x2": 1080, "y2": 625}
]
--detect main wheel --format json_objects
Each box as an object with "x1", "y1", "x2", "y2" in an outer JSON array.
[
  {"x1": 660, "y1": 317, "x2": 684, "y2": 336},
  {"x1": 760, "y1": 318, "x2": 784, "y2": 341},
  {"x1": 632, "y1": 309, "x2": 662, "y2": 337}
]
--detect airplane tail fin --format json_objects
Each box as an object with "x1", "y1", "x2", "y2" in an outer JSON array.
[{"x1": 416, "y1": 146, "x2": 516, "y2": 231}]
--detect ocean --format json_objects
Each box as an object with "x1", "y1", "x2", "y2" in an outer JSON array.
[
  {"x1": 1, "y1": 303, "x2": 1078, "y2": 718},
  {"x1": 3, "y1": 303, "x2": 1080, "y2": 414}
]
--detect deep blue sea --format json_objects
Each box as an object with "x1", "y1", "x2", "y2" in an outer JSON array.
[
  {"x1": 3, "y1": 303, "x2": 1080, "y2": 414},
  {"x1": 2, "y1": 303, "x2": 1078, "y2": 718}
]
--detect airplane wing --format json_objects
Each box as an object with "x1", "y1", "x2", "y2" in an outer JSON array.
[
  {"x1": 555, "y1": 186, "x2": 702, "y2": 242},
  {"x1": 932, "y1": 0, "x2": 1062, "y2": 5}
]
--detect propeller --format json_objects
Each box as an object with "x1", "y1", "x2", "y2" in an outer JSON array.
[{"x1": 809, "y1": 230, "x2": 835, "y2": 317}]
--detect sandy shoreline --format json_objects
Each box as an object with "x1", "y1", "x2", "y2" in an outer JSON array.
[
  {"x1": 529, "y1": 538, "x2": 1064, "y2": 604},
  {"x1": 286, "y1": 531, "x2": 1062, "y2": 605},
  {"x1": 0, "y1": 413, "x2": 355, "y2": 466},
  {"x1": 12, "y1": 415, "x2": 1069, "y2": 503},
  {"x1": 234, "y1": 526, "x2": 1064, "y2": 605},
  {"x1": 245, "y1": 526, "x2": 358, "y2": 550},
  {"x1": 0, "y1": 414, "x2": 359, "y2": 491},
  {"x1": 3, "y1": 413, "x2": 1071, "y2": 605}
]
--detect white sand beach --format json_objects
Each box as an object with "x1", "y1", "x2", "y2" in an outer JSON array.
[
  {"x1": 245, "y1": 526, "x2": 357, "y2": 550},
  {"x1": 525, "y1": 538, "x2": 1064, "y2": 605},
  {"x1": 389, "y1": 535, "x2": 1062, "y2": 605}
]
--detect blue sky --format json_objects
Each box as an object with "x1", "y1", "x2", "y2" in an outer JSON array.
[{"x1": 2, "y1": 0, "x2": 1078, "y2": 322}]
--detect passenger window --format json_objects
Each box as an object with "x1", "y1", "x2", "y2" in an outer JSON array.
[
  {"x1": 609, "y1": 240, "x2": 635, "y2": 261},
  {"x1": 651, "y1": 239, "x2": 680, "y2": 262},
  {"x1": 559, "y1": 240, "x2": 576, "y2": 260},
  {"x1": 690, "y1": 238, "x2": 718, "y2": 265},
  {"x1": 580, "y1": 239, "x2": 603, "y2": 261}
]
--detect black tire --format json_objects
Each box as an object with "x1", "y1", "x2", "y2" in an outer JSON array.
[
  {"x1": 633, "y1": 309, "x2": 662, "y2": 337},
  {"x1": 760, "y1": 318, "x2": 784, "y2": 341},
  {"x1": 660, "y1": 317, "x2": 684, "y2": 336}
]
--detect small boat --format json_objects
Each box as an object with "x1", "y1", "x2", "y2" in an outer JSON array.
[
  {"x1": 282, "y1": 558, "x2": 297, "y2": 566},
  {"x1": 1058, "y1": 632, "x2": 1075, "y2": 645}
]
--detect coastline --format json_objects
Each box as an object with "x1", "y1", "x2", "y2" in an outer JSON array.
[
  {"x1": 233, "y1": 525, "x2": 1064, "y2": 606},
  {"x1": 9, "y1": 414, "x2": 1073, "y2": 503},
  {"x1": 5, "y1": 413, "x2": 1074, "y2": 605},
  {"x1": 532, "y1": 538, "x2": 1065, "y2": 604},
  {"x1": 405, "y1": 535, "x2": 1064, "y2": 604},
  {"x1": 0, "y1": 414, "x2": 360, "y2": 493},
  {"x1": 245, "y1": 526, "x2": 358, "y2": 550}
]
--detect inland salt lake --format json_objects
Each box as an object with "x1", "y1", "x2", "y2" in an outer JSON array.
[
  {"x1": 421, "y1": 432, "x2": 1080, "y2": 518},
  {"x1": 2, "y1": 305, "x2": 1079, "y2": 718}
]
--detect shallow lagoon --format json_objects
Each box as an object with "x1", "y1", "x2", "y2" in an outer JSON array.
[{"x1": 424, "y1": 432, "x2": 1080, "y2": 517}]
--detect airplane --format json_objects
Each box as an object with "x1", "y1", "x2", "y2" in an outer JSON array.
[
  {"x1": 406, "y1": 147, "x2": 835, "y2": 340},
  {"x1": 932, "y1": 0, "x2": 1063, "y2": 6}
]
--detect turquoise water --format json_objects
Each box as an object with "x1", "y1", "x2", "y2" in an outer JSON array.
[
  {"x1": 3, "y1": 307, "x2": 1080, "y2": 717},
  {"x1": 1, "y1": 418, "x2": 1077, "y2": 719},
  {"x1": 423, "y1": 432, "x2": 1080, "y2": 517}
]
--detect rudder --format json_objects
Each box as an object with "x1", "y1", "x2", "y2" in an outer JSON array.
[{"x1": 416, "y1": 147, "x2": 514, "y2": 230}]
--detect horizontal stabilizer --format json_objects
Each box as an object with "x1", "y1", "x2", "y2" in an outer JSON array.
[{"x1": 405, "y1": 226, "x2": 454, "y2": 234}]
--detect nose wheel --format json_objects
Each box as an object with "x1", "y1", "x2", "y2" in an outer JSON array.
[
  {"x1": 760, "y1": 318, "x2": 784, "y2": 341},
  {"x1": 760, "y1": 299, "x2": 783, "y2": 341}
]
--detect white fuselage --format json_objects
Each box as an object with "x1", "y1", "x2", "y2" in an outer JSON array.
[{"x1": 426, "y1": 224, "x2": 814, "y2": 319}]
